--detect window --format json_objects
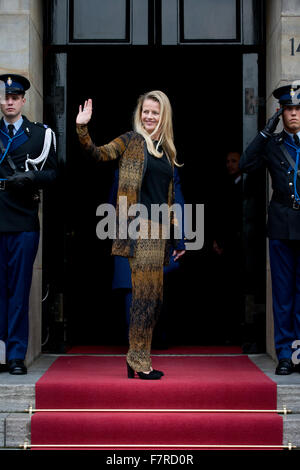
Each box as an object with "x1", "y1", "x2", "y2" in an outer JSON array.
[
  {"x1": 180, "y1": 0, "x2": 241, "y2": 43},
  {"x1": 71, "y1": 0, "x2": 130, "y2": 42}
]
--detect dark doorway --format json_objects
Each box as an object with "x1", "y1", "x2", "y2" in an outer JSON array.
[{"x1": 61, "y1": 45, "x2": 250, "y2": 347}]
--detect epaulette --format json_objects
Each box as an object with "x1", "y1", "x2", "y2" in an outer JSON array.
[{"x1": 34, "y1": 122, "x2": 48, "y2": 129}]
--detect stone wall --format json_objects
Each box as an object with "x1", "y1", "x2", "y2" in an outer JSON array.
[
  {"x1": 0, "y1": 0, "x2": 44, "y2": 365},
  {"x1": 265, "y1": 0, "x2": 300, "y2": 360}
]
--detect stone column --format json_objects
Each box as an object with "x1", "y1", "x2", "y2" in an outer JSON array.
[
  {"x1": 0, "y1": 0, "x2": 44, "y2": 365},
  {"x1": 265, "y1": 0, "x2": 300, "y2": 360}
]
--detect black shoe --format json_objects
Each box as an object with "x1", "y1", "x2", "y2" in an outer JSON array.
[
  {"x1": 127, "y1": 362, "x2": 162, "y2": 380},
  {"x1": 8, "y1": 359, "x2": 27, "y2": 375},
  {"x1": 275, "y1": 359, "x2": 294, "y2": 375},
  {"x1": 152, "y1": 369, "x2": 164, "y2": 376}
]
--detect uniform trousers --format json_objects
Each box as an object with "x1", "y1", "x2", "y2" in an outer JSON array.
[
  {"x1": 0, "y1": 232, "x2": 39, "y2": 361},
  {"x1": 269, "y1": 239, "x2": 300, "y2": 360},
  {"x1": 126, "y1": 220, "x2": 166, "y2": 372}
]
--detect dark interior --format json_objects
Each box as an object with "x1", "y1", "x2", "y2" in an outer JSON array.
[{"x1": 43, "y1": 45, "x2": 266, "y2": 350}]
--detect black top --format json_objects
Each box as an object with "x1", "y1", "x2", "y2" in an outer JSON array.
[
  {"x1": 0, "y1": 116, "x2": 57, "y2": 232},
  {"x1": 140, "y1": 147, "x2": 172, "y2": 222}
]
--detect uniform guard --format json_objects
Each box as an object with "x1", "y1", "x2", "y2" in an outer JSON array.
[
  {"x1": 240, "y1": 82, "x2": 300, "y2": 375},
  {"x1": 0, "y1": 74, "x2": 57, "y2": 374}
]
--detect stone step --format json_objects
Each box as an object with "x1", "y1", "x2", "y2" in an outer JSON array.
[
  {"x1": 0, "y1": 385, "x2": 35, "y2": 412},
  {"x1": 0, "y1": 414, "x2": 8, "y2": 447},
  {"x1": 5, "y1": 414, "x2": 30, "y2": 449},
  {"x1": 1, "y1": 354, "x2": 300, "y2": 449},
  {"x1": 1, "y1": 385, "x2": 300, "y2": 413},
  {"x1": 2, "y1": 413, "x2": 300, "y2": 450},
  {"x1": 283, "y1": 415, "x2": 300, "y2": 447},
  {"x1": 278, "y1": 385, "x2": 300, "y2": 413}
]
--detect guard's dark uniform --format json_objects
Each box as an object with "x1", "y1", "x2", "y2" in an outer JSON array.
[
  {"x1": 0, "y1": 75, "x2": 57, "y2": 370},
  {"x1": 240, "y1": 84, "x2": 300, "y2": 371}
]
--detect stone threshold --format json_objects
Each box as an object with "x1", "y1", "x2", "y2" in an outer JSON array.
[{"x1": 1, "y1": 353, "x2": 300, "y2": 411}]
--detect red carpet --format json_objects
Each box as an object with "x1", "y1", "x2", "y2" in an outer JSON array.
[
  {"x1": 67, "y1": 345, "x2": 243, "y2": 354},
  {"x1": 31, "y1": 355, "x2": 283, "y2": 450}
]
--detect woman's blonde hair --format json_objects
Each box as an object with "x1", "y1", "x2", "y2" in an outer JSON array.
[{"x1": 133, "y1": 90, "x2": 180, "y2": 166}]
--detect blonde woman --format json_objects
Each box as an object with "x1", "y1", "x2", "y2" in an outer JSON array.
[{"x1": 76, "y1": 91, "x2": 185, "y2": 379}]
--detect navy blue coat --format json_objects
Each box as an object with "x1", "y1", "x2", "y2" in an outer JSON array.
[{"x1": 0, "y1": 116, "x2": 57, "y2": 232}]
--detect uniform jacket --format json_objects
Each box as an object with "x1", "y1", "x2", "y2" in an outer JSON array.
[
  {"x1": 76, "y1": 124, "x2": 184, "y2": 263},
  {"x1": 109, "y1": 164, "x2": 186, "y2": 289},
  {"x1": 0, "y1": 115, "x2": 57, "y2": 232},
  {"x1": 239, "y1": 131, "x2": 300, "y2": 240}
]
